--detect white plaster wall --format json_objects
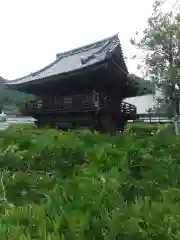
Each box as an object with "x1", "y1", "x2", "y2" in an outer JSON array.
[{"x1": 125, "y1": 94, "x2": 155, "y2": 114}]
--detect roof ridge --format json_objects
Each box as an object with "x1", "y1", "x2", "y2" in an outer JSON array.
[
  {"x1": 6, "y1": 33, "x2": 120, "y2": 83},
  {"x1": 26, "y1": 34, "x2": 120, "y2": 79},
  {"x1": 32, "y1": 34, "x2": 119, "y2": 78},
  {"x1": 56, "y1": 33, "x2": 119, "y2": 59},
  {"x1": 80, "y1": 38, "x2": 119, "y2": 65}
]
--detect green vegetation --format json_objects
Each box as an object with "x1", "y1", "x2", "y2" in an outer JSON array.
[
  {"x1": 131, "y1": 0, "x2": 180, "y2": 134},
  {"x1": 0, "y1": 89, "x2": 34, "y2": 115},
  {"x1": 0, "y1": 123, "x2": 178, "y2": 239},
  {"x1": 0, "y1": 77, "x2": 34, "y2": 115}
]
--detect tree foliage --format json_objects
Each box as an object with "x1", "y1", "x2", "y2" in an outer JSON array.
[
  {"x1": 0, "y1": 78, "x2": 34, "y2": 115},
  {"x1": 130, "y1": 0, "x2": 180, "y2": 133}
]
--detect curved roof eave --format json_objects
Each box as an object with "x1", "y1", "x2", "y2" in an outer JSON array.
[{"x1": 6, "y1": 61, "x2": 106, "y2": 90}]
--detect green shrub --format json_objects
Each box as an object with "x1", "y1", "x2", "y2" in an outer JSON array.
[
  {"x1": 125, "y1": 123, "x2": 168, "y2": 136},
  {"x1": 0, "y1": 124, "x2": 179, "y2": 239}
]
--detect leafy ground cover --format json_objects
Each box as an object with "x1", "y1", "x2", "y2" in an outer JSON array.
[{"x1": 0, "y1": 123, "x2": 179, "y2": 239}]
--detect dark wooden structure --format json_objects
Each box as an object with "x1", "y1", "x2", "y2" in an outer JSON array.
[{"x1": 5, "y1": 34, "x2": 152, "y2": 134}]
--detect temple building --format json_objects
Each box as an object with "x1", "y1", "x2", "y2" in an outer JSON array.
[{"x1": 5, "y1": 34, "x2": 153, "y2": 133}]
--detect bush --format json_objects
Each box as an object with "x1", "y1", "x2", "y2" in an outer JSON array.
[
  {"x1": 0, "y1": 124, "x2": 179, "y2": 239},
  {"x1": 125, "y1": 123, "x2": 168, "y2": 136}
]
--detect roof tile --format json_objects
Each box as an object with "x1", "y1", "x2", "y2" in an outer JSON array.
[{"x1": 6, "y1": 34, "x2": 124, "y2": 86}]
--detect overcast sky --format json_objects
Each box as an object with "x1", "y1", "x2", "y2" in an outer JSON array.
[
  {"x1": 2, "y1": 0, "x2": 174, "y2": 113},
  {"x1": 0, "y1": 0, "x2": 155, "y2": 80}
]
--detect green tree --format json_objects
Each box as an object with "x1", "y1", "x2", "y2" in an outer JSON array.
[
  {"x1": 0, "y1": 77, "x2": 35, "y2": 115},
  {"x1": 130, "y1": 0, "x2": 180, "y2": 134}
]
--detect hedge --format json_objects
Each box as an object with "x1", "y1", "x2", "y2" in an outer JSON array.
[{"x1": 0, "y1": 124, "x2": 179, "y2": 239}]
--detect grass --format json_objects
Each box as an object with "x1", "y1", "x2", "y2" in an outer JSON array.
[{"x1": 0, "y1": 123, "x2": 178, "y2": 239}]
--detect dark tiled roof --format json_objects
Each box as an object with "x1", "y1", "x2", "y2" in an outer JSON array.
[{"x1": 6, "y1": 33, "x2": 125, "y2": 86}]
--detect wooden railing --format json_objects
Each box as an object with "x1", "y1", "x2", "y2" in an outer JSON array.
[
  {"x1": 25, "y1": 95, "x2": 136, "y2": 118},
  {"x1": 120, "y1": 101, "x2": 136, "y2": 116},
  {"x1": 25, "y1": 93, "x2": 98, "y2": 113}
]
